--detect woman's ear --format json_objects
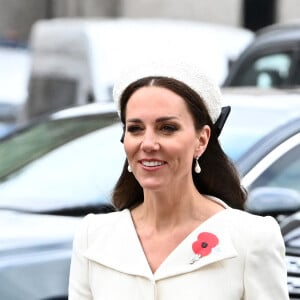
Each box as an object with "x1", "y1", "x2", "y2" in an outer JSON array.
[{"x1": 195, "y1": 125, "x2": 211, "y2": 156}]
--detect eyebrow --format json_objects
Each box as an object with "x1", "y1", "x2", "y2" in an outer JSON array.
[{"x1": 126, "y1": 116, "x2": 179, "y2": 123}]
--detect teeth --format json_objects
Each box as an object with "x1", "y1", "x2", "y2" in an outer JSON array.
[{"x1": 142, "y1": 161, "x2": 163, "y2": 167}]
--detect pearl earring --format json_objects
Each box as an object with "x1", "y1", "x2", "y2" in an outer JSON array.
[
  {"x1": 194, "y1": 156, "x2": 201, "y2": 174},
  {"x1": 127, "y1": 164, "x2": 132, "y2": 172}
]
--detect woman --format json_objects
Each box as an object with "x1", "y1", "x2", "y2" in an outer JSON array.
[{"x1": 69, "y1": 61, "x2": 289, "y2": 299}]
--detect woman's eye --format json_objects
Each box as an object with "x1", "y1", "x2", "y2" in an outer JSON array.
[
  {"x1": 161, "y1": 124, "x2": 178, "y2": 132},
  {"x1": 127, "y1": 125, "x2": 142, "y2": 133}
]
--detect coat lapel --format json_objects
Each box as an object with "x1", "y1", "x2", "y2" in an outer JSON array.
[
  {"x1": 84, "y1": 209, "x2": 237, "y2": 281},
  {"x1": 84, "y1": 210, "x2": 154, "y2": 279},
  {"x1": 154, "y1": 210, "x2": 237, "y2": 280}
]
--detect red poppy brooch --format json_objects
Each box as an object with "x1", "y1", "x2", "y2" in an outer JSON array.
[{"x1": 190, "y1": 232, "x2": 219, "y2": 264}]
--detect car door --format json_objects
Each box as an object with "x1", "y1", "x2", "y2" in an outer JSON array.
[{"x1": 247, "y1": 137, "x2": 300, "y2": 192}]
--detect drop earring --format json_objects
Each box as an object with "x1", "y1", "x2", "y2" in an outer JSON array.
[
  {"x1": 127, "y1": 164, "x2": 132, "y2": 172},
  {"x1": 194, "y1": 156, "x2": 201, "y2": 174}
]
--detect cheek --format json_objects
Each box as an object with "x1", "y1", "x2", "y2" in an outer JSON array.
[
  {"x1": 123, "y1": 141, "x2": 130, "y2": 156},
  {"x1": 123, "y1": 138, "x2": 136, "y2": 158},
  {"x1": 169, "y1": 141, "x2": 196, "y2": 161}
]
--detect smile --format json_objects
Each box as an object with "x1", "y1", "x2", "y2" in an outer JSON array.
[{"x1": 141, "y1": 160, "x2": 165, "y2": 167}]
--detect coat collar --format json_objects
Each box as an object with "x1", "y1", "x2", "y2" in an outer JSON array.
[{"x1": 84, "y1": 208, "x2": 237, "y2": 281}]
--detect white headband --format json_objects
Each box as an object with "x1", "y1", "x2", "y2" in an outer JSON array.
[{"x1": 113, "y1": 60, "x2": 222, "y2": 123}]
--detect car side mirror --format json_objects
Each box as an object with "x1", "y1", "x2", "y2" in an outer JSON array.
[{"x1": 246, "y1": 187, "x2": 300, "y2": 216}]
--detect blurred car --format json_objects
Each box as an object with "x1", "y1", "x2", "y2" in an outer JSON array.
[
  {"x1": 280, "y1": 211, "x2": 300, "y2": 299},
  {"x1": 223, "y1": 19, "x2": 300, "y2": 88},
  {"x1": 0, "y1": 211, "x2": 80, "y2": 300},
  {"x1": 222, "y1": 88, "x2": 300, "y2": 299},
  {"x1": 1, "y1": 88, "x2": 300, "y2": 299},
  {"x1": 0, "y1": 102, "x2": 120, "y2": 300},
  {"x1": 222, "y1": 88, "x2": 300, "y2": 214}
]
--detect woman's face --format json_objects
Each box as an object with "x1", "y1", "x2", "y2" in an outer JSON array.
[{"x1": 124, "y1": 85, "x2": 210, "y2": 191}]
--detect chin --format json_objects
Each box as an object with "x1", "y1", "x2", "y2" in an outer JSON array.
[{"x1": 139, "y1": 179, "x2": 166, "y2": 191}]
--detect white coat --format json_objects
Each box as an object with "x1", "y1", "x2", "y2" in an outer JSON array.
[{"x1": 68, "y1": 201, "x2": 289, "y2": 299}]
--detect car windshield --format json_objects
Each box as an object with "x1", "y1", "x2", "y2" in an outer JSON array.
[
  {"x1": 219, "y1": 103, "x2": 289, "y2": 162},
  {"x1": 220, "y1": 128, "x2": 261, "y2": 162},
  {"x1": 0, "y1": 114, "x2": 124, "y2": 212},
  {"x1": 0, "y1": 113, "x2": 118, "y2": 178}
]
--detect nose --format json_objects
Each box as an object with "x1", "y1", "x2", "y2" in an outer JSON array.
[{"x1": 140, "y1": 130, "x2": 160, "y2": 152}]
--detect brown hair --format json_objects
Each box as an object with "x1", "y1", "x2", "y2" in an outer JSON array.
[{"x1": 112, "y1": 77, "x2": 247, "y2": 210}]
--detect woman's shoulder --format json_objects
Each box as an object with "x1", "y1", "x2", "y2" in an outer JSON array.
[
  {"x1": 81, "y1": 209, "x2": 128, "y2": 232},
  {"x1": 227, "y1": 208, "x2": 279, "y2": 231},
  {"x1": 226, "y1": 208, "x2": 283, "y2": 247},
  {"x1": 211, "y1": 195, "x2": 280, "y2": 235},
  {"x1": 72, "y1": 210, "x2": 129, "y2": 248}
]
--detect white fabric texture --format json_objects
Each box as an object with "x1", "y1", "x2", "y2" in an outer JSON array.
[
  {"x1": 113, "y1": 60, "x2": 222, "y2": 123},
  {"x1": 68, "y1": 202, "x2": 289, "y2": 300}
]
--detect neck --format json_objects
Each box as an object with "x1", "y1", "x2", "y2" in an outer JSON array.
[{"x1": 132, "y1": 186, "x2": 205, "y2": 232}]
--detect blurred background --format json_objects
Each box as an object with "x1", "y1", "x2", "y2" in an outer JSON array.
[
  {"x1": 0, "y1": 0, "x2": 300, "y2": 42},
  {"x1": 0, "y1": 0, "x2": 299, "y2": 42},
  {"x1": 1, "y1": 1, "x2": 300, "y2": 299},
  {"x1": 1, "y1": 0, "x2": 300, "y2": 120},
  {"x1": 1, "y1": 0, "x2": 300, "y2": 126}
]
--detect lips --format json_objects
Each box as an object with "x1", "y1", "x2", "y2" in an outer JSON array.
[{"x1": 139, "y1": 159, "x2": 166, "y2": 167}]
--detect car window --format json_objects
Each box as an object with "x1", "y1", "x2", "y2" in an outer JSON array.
[
  {"x1": 234, "y1": 52, "x2": 293, "y2": 87},
  {"x1": 250, "y1": 143, "x2": 300, "y2": 193},
  {"x1": 0, "y1": 123, "x2": 125, "y2": 211},
  {"x1": 0, "y1": 113, "x2": 118, "y2": 180}
]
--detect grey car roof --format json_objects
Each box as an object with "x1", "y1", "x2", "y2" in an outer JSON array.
[{"x1": 251, "y1": 19, "x2": 300, "y2": 48}]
